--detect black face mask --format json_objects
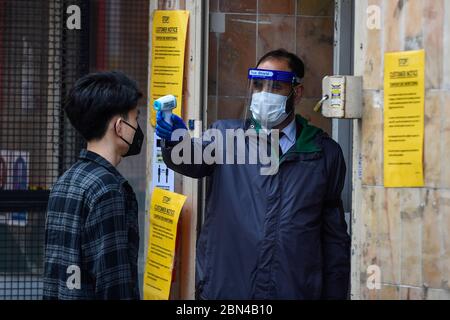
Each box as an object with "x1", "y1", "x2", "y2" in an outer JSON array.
[{"x1": 118, "y1": 120, "x2": 144, "y2": 157}]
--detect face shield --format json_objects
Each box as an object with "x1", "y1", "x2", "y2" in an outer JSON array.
[{"x1": 245, "y1": 68, "x2": 302, "y2": 130}]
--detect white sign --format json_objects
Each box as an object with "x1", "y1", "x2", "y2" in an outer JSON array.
[{"x1": 151, "y1": 133, "x2": 175, "y2": 192}]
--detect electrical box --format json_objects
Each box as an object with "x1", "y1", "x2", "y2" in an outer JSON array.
[{"x1": 320, "y1": 76, "x2": 362, "y2": 119}]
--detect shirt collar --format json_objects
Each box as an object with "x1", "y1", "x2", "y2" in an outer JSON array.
[
  {"x1": 281, "y1": 118, "x2": 297, "y2": 143},
  {"x1": 78, "y1": 149, "x2": 127, "y2": 185}
]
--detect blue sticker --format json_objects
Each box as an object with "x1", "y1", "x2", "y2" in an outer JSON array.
[{"x1": 248, "y1": 68, "x2": 300, "y2": 84}]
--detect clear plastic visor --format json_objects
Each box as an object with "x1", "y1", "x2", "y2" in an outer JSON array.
[{"x1": 244, "y1": 68, "x2": 300, "y2": 129}]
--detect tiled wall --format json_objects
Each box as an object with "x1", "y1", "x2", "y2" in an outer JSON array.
[
  {"x1": 354, "y1": 0, "x2": 450, "y2": 300},
  {"x1": 207, "y1": 0, "x2": 335, "y2": 134}
]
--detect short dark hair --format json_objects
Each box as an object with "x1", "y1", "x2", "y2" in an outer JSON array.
[
  {"x1": 256, "y1": 49, "x2": 305, "y2": 81},
  {"x1": 65, "y1": 71, "x2": 142, "y2": 141}
]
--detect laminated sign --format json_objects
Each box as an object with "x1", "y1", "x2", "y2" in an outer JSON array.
[
  {"x1": 149, "y1": 10, "x2": 189, "y2": 127},
  {"x1": 143, "y1": 188, "x2": 186, "y2": 300},
  {"x1": 384, "y1": 50, "x2": 425, "y2": 187}
]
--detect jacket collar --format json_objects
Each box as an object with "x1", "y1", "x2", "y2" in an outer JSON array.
[
  {"x1": 293, "y1": 114, "x2": 323, "y2": 153},
  {"x1": 248, "y1": 114, "x2": 323, "y2": 154}
]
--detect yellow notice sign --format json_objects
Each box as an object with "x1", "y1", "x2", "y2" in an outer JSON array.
[
  {"x1": 149, "y1": 10, "x2": 189, "y2": 127},
  {"x1": 143, "y1": 188, "x2": 187, "y2": 300},
  {"x1": 384, "y1": 50, "x2": 425, "y2": 187}
]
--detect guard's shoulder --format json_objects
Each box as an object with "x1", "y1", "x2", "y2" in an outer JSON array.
[{"x1": 316, "y1": 131, "x2": 344, "y2": 160}]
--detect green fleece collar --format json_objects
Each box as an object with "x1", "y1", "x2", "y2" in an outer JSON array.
[
  {"x1": 293, "y1": 114, "x2": 323, "y2": 153},
  {"x1": 250, "y1": 114, "x2": 323, "y2": 154}
]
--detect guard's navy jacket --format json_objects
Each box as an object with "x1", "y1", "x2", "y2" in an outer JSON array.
[{"x1": 162, "y1": 115, "x2": 351, "y2": 300}]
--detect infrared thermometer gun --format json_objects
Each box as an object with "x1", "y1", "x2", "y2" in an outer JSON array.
[{"x1": 154, "y1": 95, "x2": 177, "y2": 126}]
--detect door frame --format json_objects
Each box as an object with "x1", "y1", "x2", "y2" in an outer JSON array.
[{"x1": 333, "y1": 0, "x2": 355, "y2": 226}]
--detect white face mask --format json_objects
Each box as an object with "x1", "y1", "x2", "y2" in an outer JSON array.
[{"x1": 250, "y1": 91, "x2": 291, "y2": 129}]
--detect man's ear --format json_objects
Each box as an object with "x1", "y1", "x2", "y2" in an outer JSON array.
[
  {"x1": 293, "y1": 84, "x2": 304, "y2": 99},
  {"x1": 294, "y1": 84, "x2": 305, "y2": 98},
  {"x1": 114, "y1": 117, "x2": 123, "y2": 135}
]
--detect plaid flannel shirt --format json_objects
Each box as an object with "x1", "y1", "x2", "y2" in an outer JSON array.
[{"x1": 43, "y1": 149, "x2": 140, "y2": 300}]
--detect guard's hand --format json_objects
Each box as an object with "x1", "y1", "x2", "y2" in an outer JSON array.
[{"x1": 155, "y1": 111, "x2": 187, "y2": 141}]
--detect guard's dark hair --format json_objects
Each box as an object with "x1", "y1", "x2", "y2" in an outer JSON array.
[
  {"x1": 257, "y1": 48, "x2": 305, "y2": 82},
  {"x1": 65, "y1": 71, "x2": 142, "y2": 141}
]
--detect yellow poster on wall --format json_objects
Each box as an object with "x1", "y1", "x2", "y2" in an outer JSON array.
[
  {"x1": 143, "y1": 188, "x2": 187, "y2": 300},
  {"x1": 384, "y1": 50, "x2": 425, "y2": 187},
  {"x1": 149, "y1": 10, "x2": 189, "y2": 127}
]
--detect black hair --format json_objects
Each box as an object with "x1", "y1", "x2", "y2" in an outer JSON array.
[
  {"x1": 65, "y1": 71, "x2": 142, "y2": 141},
  {"x1": 256, "y1": 48, "x2": 305, "y2": 82}
]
